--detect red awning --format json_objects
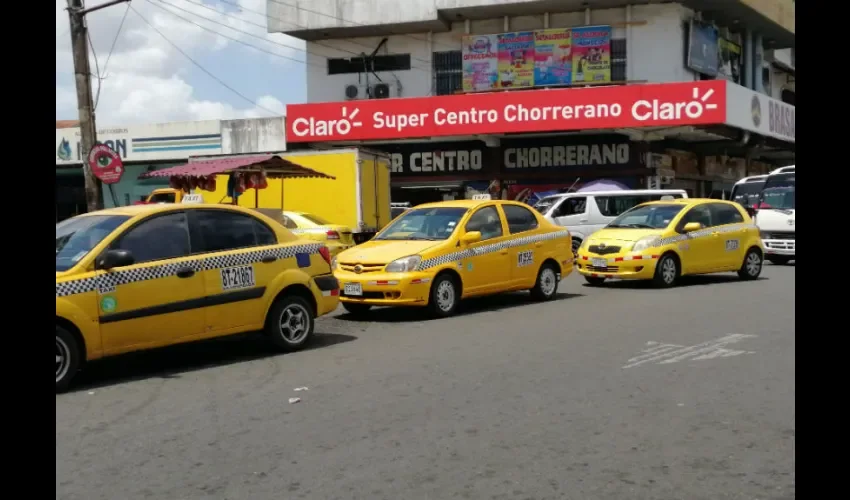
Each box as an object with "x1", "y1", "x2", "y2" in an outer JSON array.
[{"x1": 138, "y1": 155, "x2": 335, "y2": 180}]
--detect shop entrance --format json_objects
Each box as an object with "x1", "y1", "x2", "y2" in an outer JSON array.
[
  {"x1": 56, "y1": 168, "x2": 86, "y2": 222},
  {"x1": 391, "y1": 183, "x2": 464, "y2": 206}
]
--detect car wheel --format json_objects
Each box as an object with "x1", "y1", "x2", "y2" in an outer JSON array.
[
  {"x1": 531, "y1": 263, "x2": 560, "y2": 301},
  {"x1": 584, "y1": 276, "x2": 606, "y2": 286},
  {"x1": 766, "y1": 255, "x2": 792, "y2": 265},
  {"x1": 652, "y1": 254, "x2": 679, "y2": 288},
  {"x1": 738, "y1": 248, "x2": 763, "y2": 280},
  {"x1": 342, "y1": 302, "x2": 372, "y2": 316},
  {"x1": 571, "y1": 238, "x2": 582, "y2": 259},
  {"x1": 56, "y1": 325, "x2": 81, "y2": 393},
  {"x1": 428, "y1": 273, "x2": 460, "y2": 318},
  {"x1": 266, "y1": 295, "x2": 315, "y2": 351}
]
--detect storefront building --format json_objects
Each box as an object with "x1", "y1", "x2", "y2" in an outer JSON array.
[
  {"x1": 271, "y1": 0, "x2": 795, "y2": 198},
  {"x1": 54, "y1": 117, "x2": 287, "y2": 221}
]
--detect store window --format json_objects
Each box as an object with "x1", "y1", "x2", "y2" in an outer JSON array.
[
  {"x1": 328, "y1": 54, "x2": 411, "y2": 75},
  {"x1": 433, "y1": 50, "x2": 462, "y2": 96},
  {"x1": 502, "y1": 204, "x2": 539, "y2": 234}
]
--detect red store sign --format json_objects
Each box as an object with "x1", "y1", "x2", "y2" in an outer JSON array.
[{"x1": 287, "y1": 80, "x2": 727, "y2": 143}]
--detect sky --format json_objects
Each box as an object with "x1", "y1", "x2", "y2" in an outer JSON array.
[{"x1": 55, "y1": 0, "x2": 308, "y2": 125}]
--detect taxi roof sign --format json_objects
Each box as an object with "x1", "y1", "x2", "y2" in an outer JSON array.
[
  {"x1": 471, "y1": 194, "x2": 491, "y2": 200},
  {"x1": 182, "y1": 194, "x2": 204, "y2": 204}
]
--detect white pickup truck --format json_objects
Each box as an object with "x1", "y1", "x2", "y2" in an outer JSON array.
[{"x1": 731, "y1": 166, "x2": 795, "y2": 265}]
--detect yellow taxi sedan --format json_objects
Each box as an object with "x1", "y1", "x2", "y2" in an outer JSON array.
[
  {"x1": 576, "y1": 199, "x2": 764, "y2": 288},
  {"x1": 56, "y1": 203, "x2": 340, "y2": 392},
  {"x1": 332, "y1": 199, "x2": 574, "y2": 317},
  {"x1": 282, "y1": 211, "x2": 356, "y2": 257}
]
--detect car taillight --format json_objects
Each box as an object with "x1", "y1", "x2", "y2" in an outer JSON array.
[
  {"x1": 326, "y1": 230, "x2": 340, "y2": 240},
  {"x1": 318, "y1": 246, "x2": 331, "y2": 265}
]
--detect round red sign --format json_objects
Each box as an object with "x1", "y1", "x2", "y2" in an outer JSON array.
[{"x1": 87, "y1": 144, "x2": 124, "y2": 185}]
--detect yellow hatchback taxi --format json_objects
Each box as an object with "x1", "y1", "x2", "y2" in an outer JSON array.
[
  {"x1": 56, "y1": 203, "x2": 340, "y2": 392},
  {"x1": 281, "y1": 211, "x2": 356, "y2": 257},
  {"x1": 576, "y1": 199, "x2": 764, "y2": 287},
  {"x1": 332, "y1": 199, "x2": 574, "y2": 317}
]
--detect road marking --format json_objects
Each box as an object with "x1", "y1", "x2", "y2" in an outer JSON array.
[{"x1": 623, "y1": 334, "x2": 756, "y2": 369}]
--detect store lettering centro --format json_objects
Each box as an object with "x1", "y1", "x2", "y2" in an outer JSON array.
[
  {"x1": 505, "y1": 143, "x2": 629, "y2": 168},
  {"x1": 390, "y1": 150, "x2": 482, "y2": 173}
]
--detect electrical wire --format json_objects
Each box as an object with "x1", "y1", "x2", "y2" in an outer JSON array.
[
  {"x1": 95, "y1": 1, "x2": 132, "y2": 110},
  {"x1": 129, "y1": 4, "x2": 281, "y2": 116}
]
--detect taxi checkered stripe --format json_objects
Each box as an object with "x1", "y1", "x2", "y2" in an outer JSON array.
[
  {"x1": 56, "y1": 243, "x2": 324, "y2": 298},
  {"x1": 416, "y1": 229, "x2": 571, "y2": 271}
]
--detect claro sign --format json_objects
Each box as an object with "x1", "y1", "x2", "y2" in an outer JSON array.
[{"x1": 287, "y1": 81, "x2": 727, "y2": 142}]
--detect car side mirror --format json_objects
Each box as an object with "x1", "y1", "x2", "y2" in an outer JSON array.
[
  {"x1": 681, "y1": 222, "x2": 703, "y2": 233},
  {"x1": 460, "y1": 231, "x2": 482, "y2": 245},
  {"x1": 97, "y1": 249, "x2": 134, "y2": 270}
]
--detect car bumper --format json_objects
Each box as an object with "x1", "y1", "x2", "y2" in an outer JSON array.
[
  {"x1": 334, "y1": 269, "x2": 434, "y2": 307},
  {"x1": 311, "y1": 274, "x2": 341, "y2": 316},
  {"x1": 762, "y1": 239, "x2": 794, "y2": 256},
  {"x1": 576, "y1": 252, "x2": 660, "y2": 280}
]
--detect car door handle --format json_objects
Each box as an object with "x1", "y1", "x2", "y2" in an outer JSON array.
[
  {"x1": 580, "y1": 219, "x2": 588, "y2": 223},
  {"x1": 261, "y1": 255, "x2": 277, "y2": 263},
  {"x1": 175, "y1": 267, "x2": 195, "y2": 278},
  {"x1": 500, "y1": 250, "x2": 508, "y2": 255},
  {"x1": 535, "y1": 242, "x2": 543, "y2": 248}
]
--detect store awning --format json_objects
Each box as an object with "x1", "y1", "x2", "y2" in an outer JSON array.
[{"x1": 138, "y1": 155, "x2": 335, "y2": 180}]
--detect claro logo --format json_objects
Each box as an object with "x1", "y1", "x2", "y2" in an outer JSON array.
[
  {"x1": 631, "y1": 87, "x2": 718, "y2": 121},
  {"x1": 291, "y1": 107, "x2": 363, "y2": 137}
]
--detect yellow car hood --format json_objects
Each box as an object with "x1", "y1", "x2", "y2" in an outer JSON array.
[
  {"x1": 588, "y1": 228, "x2": 664, "y2": 244},
  {"x1": 338, "y1": 239, "x2": 445, "y2": 264}
]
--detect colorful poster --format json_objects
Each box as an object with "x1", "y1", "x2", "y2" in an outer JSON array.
[
  {"x1": 497, "y1": 32, "x2": 535, "y2": 89},
  {"x1": 534, "y1": 29, "x2": 572, "y2": 86},
  {"x1": 571, "y1": 25, "x2": 612, "y2": 84},
  {"x1": 461, "y1": 35, "x2": 499, "y2": 92}
]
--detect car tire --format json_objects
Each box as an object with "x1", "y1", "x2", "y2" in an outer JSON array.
[
  {"x1": 428, "y1": 273, "x2": 460, "y2": 318},
  {"x1": 531, "y1": 262, "x2": 560, "y2": 301},
  {"x1": 571, "y1": 238, "x2": 582, "y2": 259},
  {"x1": 652, "y1": 253, "x2": 679, "y2": 288},
  {"x1": 584, "y1": 276, "x2": 607, "y2": 286},
  {"x1": 766, "y1": 255, "x2": 792, "y2": 265},
  {"x1": 342, "y1": 302, "x2": 372, "y2": 316},
  {"x1": 266, "y1": 295, "x2": 315, "y2": 352},
  {"x1": 738, "y1": 248, "x2": 763, "y2": 280},
  {"x1": 56, "y1": 325, "x2": 81, "y2": 394}
]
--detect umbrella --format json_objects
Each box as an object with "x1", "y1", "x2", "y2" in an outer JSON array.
[{"x1": 576, "y1": 179, "x2": 630, "y2": 192}]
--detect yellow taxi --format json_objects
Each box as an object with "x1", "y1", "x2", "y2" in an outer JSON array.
[
  {"x1": 56, "y1": 203, "x2": 340, "y2": 392},
  {"x1": 576, "y1": 199, "x2": 764, "y2": 288},
  {"x1": 282, "y1": 211, "x2": 356, "y2": 257},
  {"x1": 331, "y1": 199, "x2": 574, "y2": 317}
]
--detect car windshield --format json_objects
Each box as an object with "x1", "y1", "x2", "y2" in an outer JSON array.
[
  {"x1": 297, "y1": 213, "x2": 332, "y2": 225},
  {"x1": 373, "y1": 207, "x2": 468, "y2": 241},
  {"x1": 532, "y1": 197, "x2": 560, "y2": 214},
  {"x1": 56, "y1": 215, "x2": 130, "y2": 272},
  {"x1": 758, "y1": 174, "x2": 795, "y2": 210},
  {"x1": 607, "y1": 204, "x2": 685, "y2": 229},
  {"x1": 731, "y1": 180, "x2": 766, "y2": 208}
]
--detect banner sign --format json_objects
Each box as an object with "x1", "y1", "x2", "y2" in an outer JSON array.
[
  {"x1": 462, "y1": 35, "x2": 499, "y2": 92},
  {"x1": 501, "y1": 135, "x2": 640, "y2": 170},
  {"x1": 376, "y1": 141, "x2": 491, "y2": 175},
  {"x1": 571, "y1": 26, "x2": 612, "y2": 84},
  {"x1": 497, "y1": 32, "x2": 535, "y2": 89}
]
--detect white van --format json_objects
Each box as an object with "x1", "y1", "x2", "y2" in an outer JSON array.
[
  {"x1": 730, "y1": 166, "x2": 795, "y2": 264},
  {"x1": 532, "y1": 189, "x2": 689, "y2": 254}
]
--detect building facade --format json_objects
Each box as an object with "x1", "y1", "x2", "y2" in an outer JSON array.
[
  {"x1": 55, "y1": 117, "x2": 288, "y2": 221},
  {"x1": 270, "y1": 0, "x2": 794, "y2": 203}
]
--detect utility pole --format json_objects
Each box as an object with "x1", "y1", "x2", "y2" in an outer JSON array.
[{"x1": 66, "y1": 0, "x2": 130, "y2": 212}]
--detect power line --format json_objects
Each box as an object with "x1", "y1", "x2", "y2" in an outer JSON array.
[
  {"x1": 96, "y1": 1, "x2": 132, "y2": 110},
  {"x1": 162, "y1": 0, "x2": 433, "y2": 74},
  {"x1": 129, "y1": 4, "x2": 281, "y2": 116}
]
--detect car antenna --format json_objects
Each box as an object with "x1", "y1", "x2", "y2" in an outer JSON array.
[{"x1": 565, "y1": 177, "x2": 581, "y2": 193}]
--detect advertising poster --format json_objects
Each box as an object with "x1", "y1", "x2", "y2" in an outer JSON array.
[
  {"x1": 686, "y1": 19, "x2": 719, "y2": 76},
  {"x1": 717, "y1": 38, "x2": 741, "y2": 84},
  {"x1": 461, "y1": 35, "x2": 499, "y2": 92},
  {"x1": 497, "y1": 32, "x2": 535, "y2": 88},
  {"x1": 534, "y1": 28, "x2": 572, "y2": 86},
  {"x1": 571, "y1": 25, "x2": 612, "y2": 84}
]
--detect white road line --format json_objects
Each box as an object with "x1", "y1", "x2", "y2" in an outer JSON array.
[{"x1": 623, "y1": 334, "x2": 756, "y2": 369}]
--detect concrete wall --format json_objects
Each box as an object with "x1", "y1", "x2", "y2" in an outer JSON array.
[
  {"x1": 302, "y1": 3, "x2": 695, "y2": 103},
  {"x1": 221, "y1": 117, "x2": 288, "y2": 154}
]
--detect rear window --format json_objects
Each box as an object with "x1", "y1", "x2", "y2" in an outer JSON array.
[{"x1": 595, "y1": 193, "x2": 685, "y2": 217}]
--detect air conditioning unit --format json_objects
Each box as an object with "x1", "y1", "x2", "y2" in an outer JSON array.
[
  {"x1": 344, "y1": 84, "x2": 368, "y2": 100},
  {"x1": 372, "y1": 83, "x2": 391, "y2": 99}
]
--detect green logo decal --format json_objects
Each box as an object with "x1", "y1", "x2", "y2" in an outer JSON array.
[{"x1": 100, "y1": 296, "x2": 117, "y2": 313}]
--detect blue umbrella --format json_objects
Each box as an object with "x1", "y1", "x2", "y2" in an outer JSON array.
[{"x1": 577, "y1": 179, "x2": 630, "y2": 192}]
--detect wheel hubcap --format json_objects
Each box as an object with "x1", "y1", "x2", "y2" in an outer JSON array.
[
  {"x1": 540, "y1": 268, "x2": 557, "y2": 296},
  {"x1": 56, "y1": 337, "x2": 71, "y2": 383},
  {"x1": 436, "y1": 280, "x2": 455, "y2": 312},
  {"x1": 661, "y1": 258, "x2": 676, "y2": 284},
  {"x1": 746, "y1": 252, "x2": 762, "y2": 276},
  {"x1": 279, "y1": 304, "x2": 310, "y2": 343}
]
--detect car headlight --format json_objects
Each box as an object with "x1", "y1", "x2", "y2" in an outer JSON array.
[
  {"x1": 385, "y1": 255, "x2": 422, "y2": 273},
  {"x1": 330, "y1": 256, "x2": 338, "y2": 270},
  {"x1": 631, "y1": 236, "x2": 661, "y2": 252},
  {"x1": 759, "y1": 231, "x2": 771, "y2": 240}
]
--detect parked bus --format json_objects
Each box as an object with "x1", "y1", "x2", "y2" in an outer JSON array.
[{"x1": 730, "y1": 166, "x2": 795, "y2": 265}]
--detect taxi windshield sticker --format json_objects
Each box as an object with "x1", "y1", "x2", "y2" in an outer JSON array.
[
  {"x1": 518, "y1": 250, "x2": 534, "y2": 267},
  {"x1": 220, "y1": 265, "x2": 256, "y2": 290},
  {"x1": 725, "y1": 239, "x2": 739, "y2": 251}
]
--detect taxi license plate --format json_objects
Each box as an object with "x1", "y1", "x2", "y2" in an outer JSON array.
[
  {"x1": 592, "y1": 258, "x2": 607, "y2": 268},
  {"x1": 344, "y1": 283, "x2": 362, "y2": 296}
]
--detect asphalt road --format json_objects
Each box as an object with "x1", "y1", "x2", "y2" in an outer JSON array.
[{"x1": 56, "y1": 264, "x2": 795, "y2": 500}]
